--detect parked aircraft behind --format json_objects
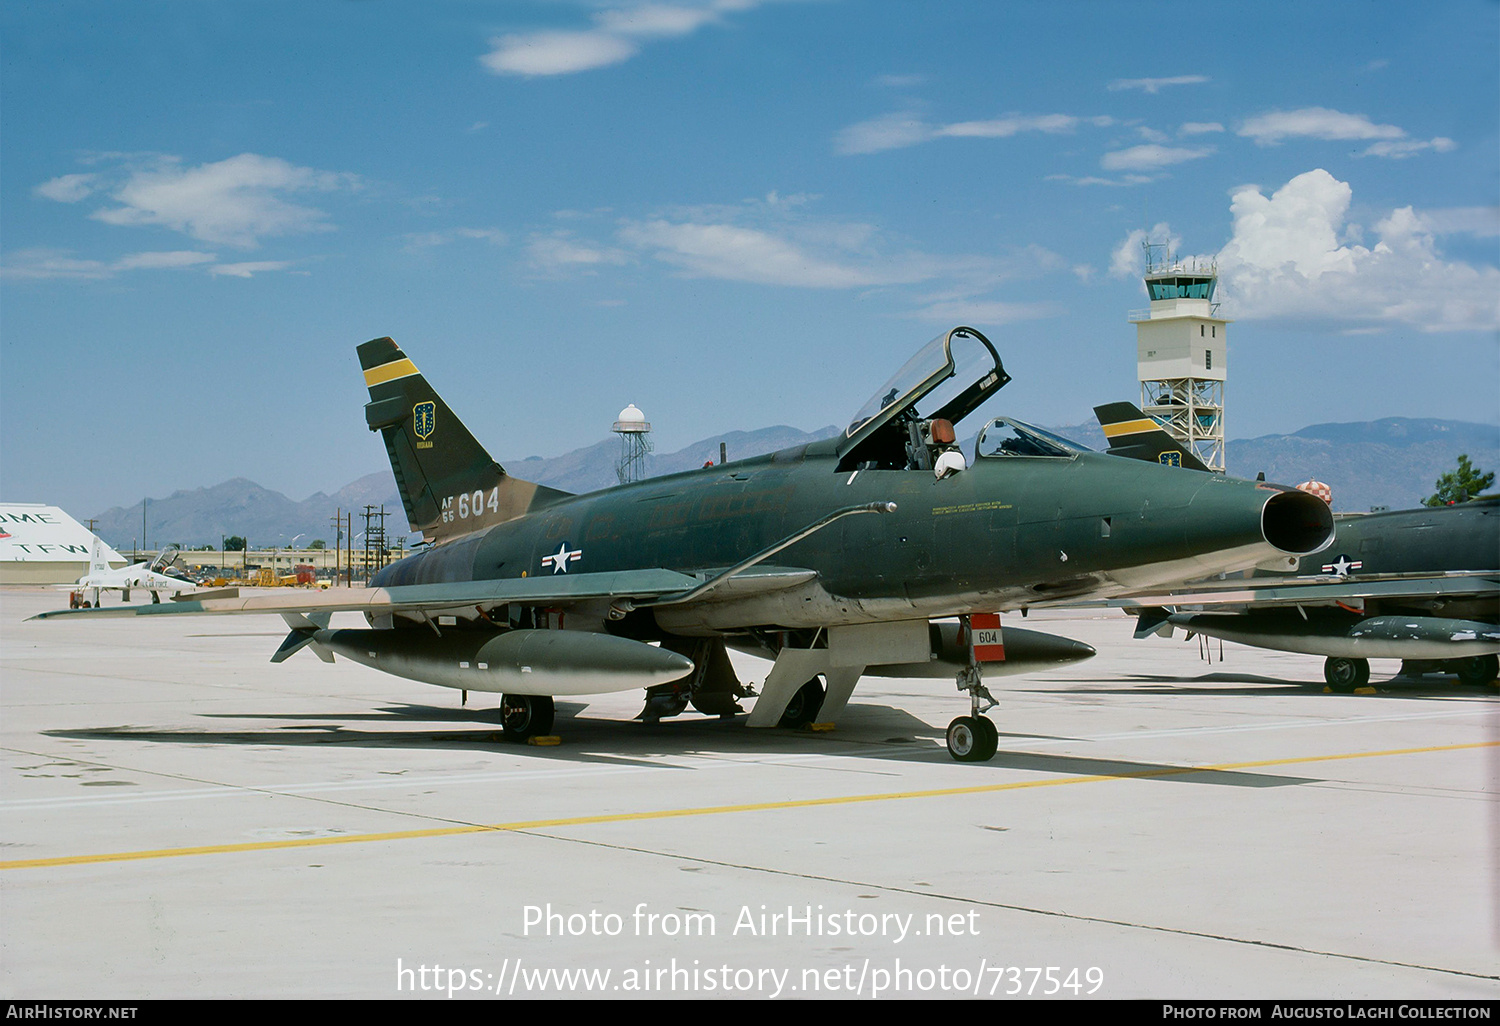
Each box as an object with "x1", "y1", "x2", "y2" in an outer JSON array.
[
  {"x1": 34, "y1": 327, "x2": 1336, "y2": 759},
  {"x1": 1093, "y1": 403, "x2": 1500, "y2": 689},
  {"x1": 64, "y1": 538, "x2": 196, "y2": 607}
]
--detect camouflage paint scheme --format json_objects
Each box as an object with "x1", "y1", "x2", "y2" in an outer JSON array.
[
  {"x1": 1093, "y1": 403, "x2": 1499, "y2": 690},
  {"x1": 35, "y1": 327, "x2": 1340, "y2": 758}
]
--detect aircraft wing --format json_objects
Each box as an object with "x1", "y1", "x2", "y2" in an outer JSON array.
[
  {"x1": 1034, "y1": 571, "x2": 1498, "y2": 611},
  {"x1": 26, "y1": 566, "x2": 819, "y2": 621}
]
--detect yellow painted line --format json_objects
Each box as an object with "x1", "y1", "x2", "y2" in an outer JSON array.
[
  {"x1": 1101, "y1": 418, "x2": 1158, "y2": 438},
  {"x1": 4, "y1": 741, "x2": 1492, "y2": 871},
  {"x1": 362, "y1": 358, "x2": 419, "y2": 387}
]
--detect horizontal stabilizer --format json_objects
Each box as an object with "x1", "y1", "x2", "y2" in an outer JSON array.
[
  {"x1": 1132, "y1": 606, "x2": 1175, "y2": 639},
  {"x1": 270, "y1": 627, "x2": 333, "y2": 664}
]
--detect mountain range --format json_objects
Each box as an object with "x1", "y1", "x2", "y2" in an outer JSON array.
[{"x1": 89, "y1": 418, "x2": 1497, "y2": 550}]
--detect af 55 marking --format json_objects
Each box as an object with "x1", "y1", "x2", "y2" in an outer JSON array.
[{"x1": 441, "y1": 487, "x2": 504, "y2": 524}]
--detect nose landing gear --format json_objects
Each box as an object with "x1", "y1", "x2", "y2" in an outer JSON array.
[{"x1": 947, "y1": 620, "x2": 999, "y2": 762}]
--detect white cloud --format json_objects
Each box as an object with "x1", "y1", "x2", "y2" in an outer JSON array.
[
  {"x1": 1047, "y1": 173, "x2": 1155, "y2": 188},
  {"x1": 112, "y1": 251, "x2": 216, "y2": 271},
  {"x1": 1101, "y1": 144, "x2": 1214, "y2": 171},
  {"x1": 1179, "y1": 122, "x2": 1224, "y2": 136},
  {"x1": 609, "y1": 197, "x2": 1057, "y2": 296},
  {"x1": 1237, "y1": 107, "x2": 1405, "y2": 145},
  {"x1": 834, "y1": 111, "x2": 935, "y2": 155},
  {"x1": 526, "y1": 231, "x2": 632, "y2": 274},
  {"x1": 618, "y1": 219, "x2": 911, "y2": 287},
  {"x1": 34, "y1": 174, "x2": 98, "y2": 203},
  {"x1": 938, "y1": 114, "x2": 1083, "y2": 139},
  {"x1": 1107, "y1": 75, "x2": 1208, "y2": 93},
  {"x1": 517, "y1": 195, "x2": 1067, "y2": 327},
  {"x1": 1110, "y1": 223, "x2": 1179, "y2": 278},
  {"x1": 88, "y1": 153, "x2": 358, "y2": 248},
  {"x1": 404, "y1": 227, "x2": 507, "y2": 249},
  {"x1": 1360, "y1": 137, "x2": 1456, "y2": 159},
  {"x1": 595, "y1": 4, "x2": 721, "y2": 36},
  {"x1": 0, "y1": 249, "x2": 111, "y2": 280},
  {"x1": 836, "y1": 111, "x2": 1109, "y2": 155},
  {"x1": 902, "y1": 298, "x2": 1060, "y2": 325},
  {"x1": 481, "y1": 31, "x2": 639, "y2": 75},
  {"x1": 0, "y1": 248, "x2": 221, "y2": 279},
  {"x1": 1214, "y1": 169, "x2": 1500, "y2": 332},
  {"x1": 480, "y1": 1, "x2": 763, "y2": 77},
  {"x1": 207, "y1": 261, "x2": 293, "y2": 278},
  {"x1": 1414, "y1": 207, "x2": 1500, "y2": 237}
]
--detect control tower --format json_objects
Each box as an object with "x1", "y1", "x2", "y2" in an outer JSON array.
[
  {"x1": 1128, "y1": 241, "x2": 1228, "y2": 472},
  {"x1": 613, "y1": 403, "x2": 652, "y2": 484}
]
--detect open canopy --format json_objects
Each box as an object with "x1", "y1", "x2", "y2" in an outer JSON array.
[{"x1": 842, "y1": 327, "x2": 1010, "y2": 448}]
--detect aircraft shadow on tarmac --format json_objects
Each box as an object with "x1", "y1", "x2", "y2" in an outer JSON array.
[
  {"x1": 1032, "y1": 671, "x2": 1499, "y2": 700},
  {"x1": 44, "y1": 700, "x2": 1317, "y2": 787}
]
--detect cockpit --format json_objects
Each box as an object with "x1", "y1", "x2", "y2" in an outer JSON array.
[
  {"x1": 837, "y1": 327, "x2": 1091, "y2": 475},
  {"x1": 838, "y1": 326, "x2": 1009, "y2": 473},
  {"x1": 974, "y1": 419, "x2": 1091, "y2": 459}
]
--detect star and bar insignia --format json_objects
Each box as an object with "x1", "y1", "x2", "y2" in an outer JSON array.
[
  {"x1": 541, "y1": 542, "x2": 583, "y2": 574},
  {"x1": 1321, "y1": 554, "x2": 1363, "y2": 576}
]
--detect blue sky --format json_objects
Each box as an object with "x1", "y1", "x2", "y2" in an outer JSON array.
[{"x1": 3, "y1": 0, "x2": 1497, "y2": 517}]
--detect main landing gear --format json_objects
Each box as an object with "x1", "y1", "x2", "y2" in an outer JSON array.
[
  {"x1": 499, "y1": 693, "x2": 555, "y2": 741},
  {"x1": 1323, "y1": 656, "x2": 1370, "y2": 693},
  {"x1": 779, "y1": 677, "x2": 826, "y2": 729},
  {"x1": 947, "y1": 621, "x2": 999, "y2": 762},
  {"x1": 1452, "y1": 654, "x2": 1499, "y2": 687}
]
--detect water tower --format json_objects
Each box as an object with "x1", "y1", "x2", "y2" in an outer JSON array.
[
  {"x1": 613, "y1": 403, "x2": 652, "y2": 484},
  {"x1": 1128, "y1": 240, "x2": 1228, "y2": 472}
]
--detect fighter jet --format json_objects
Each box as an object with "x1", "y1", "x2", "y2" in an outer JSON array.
[
  {"x1": 63, "y1": 537, "x2": 196, "y2": 607},
  {"x1": 33, "y1": 327, "x2": 1336, "y2": 760},
  {"x1": 1091, "y1": 403, "x2": 1500, "y2": 690}
]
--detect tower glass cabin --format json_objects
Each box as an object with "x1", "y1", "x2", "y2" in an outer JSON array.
[{"x1": 1128, "y1": 246, "x2": 1228, "y2": 472}]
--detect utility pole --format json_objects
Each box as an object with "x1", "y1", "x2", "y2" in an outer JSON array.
[
  {"x1": 331, "y1": 508, "x2": 342, "y2": 587},
  {"x1": 361, "y1": 504, "x2": 389, "y2": 582}
]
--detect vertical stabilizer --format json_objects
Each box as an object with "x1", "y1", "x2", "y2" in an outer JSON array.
[
  {"x1": 358, "y1": 338, "x2": 571, "y2": 542},
  {"x1": 1094, "y1": 402, "x2": 1211, "y2": 472},
  {"x1": 89, "y1": 536, "x2": 111, "y2": 576}
]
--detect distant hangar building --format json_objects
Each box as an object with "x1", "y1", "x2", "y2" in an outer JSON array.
[{"x1": 0, "y1": 503, "x2": 125, "y2": 584}]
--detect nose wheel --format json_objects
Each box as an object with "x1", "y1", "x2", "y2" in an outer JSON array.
[{"x1": 946, "y1": 714, "x2": 998, "y2": 762}]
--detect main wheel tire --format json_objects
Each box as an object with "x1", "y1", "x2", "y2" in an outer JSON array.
[
  {"x1": 1451, "y1": 654, "x2": 1499, "y2": 686},
  {"x1": 947, "y1": 716, "x2": 993, "y2": 762},
  {"x1": 1324, "y1": 657, "x2": 1370, "y2": 692},
  {"x1": 499, "y1": 694, "x2": 555, "y2": 740},
  {"x1": 779, "y1": 677, "x2": 825, "y2": 728},
  {"x1": 973, "y1": 715, "x2": 999, "y2": 761}
]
